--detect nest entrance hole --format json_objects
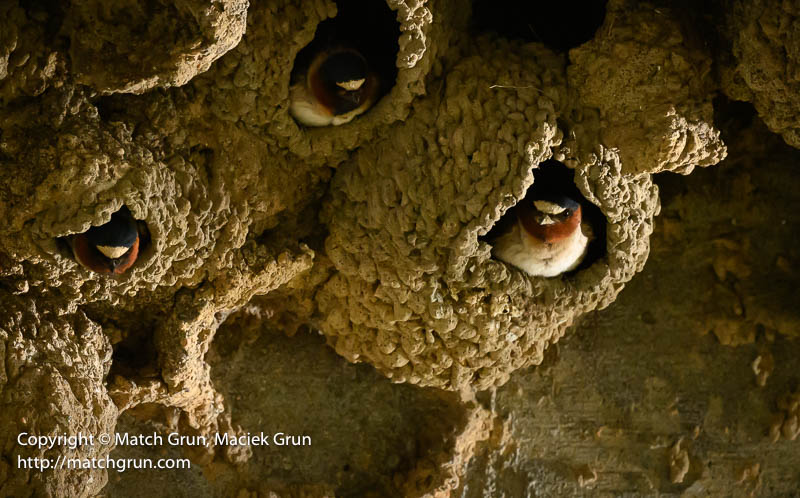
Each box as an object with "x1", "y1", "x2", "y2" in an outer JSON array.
[
  {"x1": 290, "y1": 0, "x2": 400, "y2": 108},
  {"x1": 482, "y1": 160, "x2": 607, "y2": 276},
  {"x1": 110, "y1": 327, "x2": 160, "y2": 380},
  {"x1": 81, "y1": 304, "x2": 161, "y2": 380},
  {"x1": 57, "y1": 205, "x2": 152, "y2": 274},
  {"x1": 470, "y1": 0, "x2": 608, "y2": 52}
]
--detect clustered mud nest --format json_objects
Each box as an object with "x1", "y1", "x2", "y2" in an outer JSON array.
[{"x1": 1, "y1": 0, "x2": 797, "y2": 496}]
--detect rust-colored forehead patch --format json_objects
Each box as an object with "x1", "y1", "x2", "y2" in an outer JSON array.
[{"x1": 518, "y1": 203, "x2": 582, "y2": 243}]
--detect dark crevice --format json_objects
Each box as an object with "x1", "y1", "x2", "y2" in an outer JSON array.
[
  {"x1": 23, "y1": 0, "x2": 68, "y2": 44},
  {"x1": 712, "y1": 94, "x2": 757, "y2": 146},
  {"x1": 81, "y1": 305, "x2": 162, "y2": 380},
  {"x1": 651, "y1": 0, "x2": 732, "y2": 60},
  {"x1": 470, "y1": 0, "x2": 608, "y2": 52},
  {"x1": 109, "y1": 324, "x2": 161, "y2": 380},
  {"x1": 93, "y1": 96, "x2": 118, "y2": 123}
]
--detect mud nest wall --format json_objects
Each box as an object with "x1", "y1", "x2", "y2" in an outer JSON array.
[{"x1": 1, "y1": 0, "x2": 798, "y2": 496}]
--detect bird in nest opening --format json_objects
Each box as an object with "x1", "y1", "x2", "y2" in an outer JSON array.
[
  {"x1": 70, "y1": 206, "x2": 149, "y2": 275},
  {"x1": 489, "y1": 163, "x2": 599, "y2": 277},
  {"x1": 289, "y1": 47, "x2": 380, "y2": 127}
]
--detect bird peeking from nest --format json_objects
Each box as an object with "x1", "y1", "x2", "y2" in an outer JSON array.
[
  {"x1": 289, "y1": 46, "x2": 380, "y2": 127},
  {"x1": 69, "y1": 206, "x2": 149, "y2": 275},
  {"x1": 489, "y1": 164, "x2": 598, "y2": 277}
]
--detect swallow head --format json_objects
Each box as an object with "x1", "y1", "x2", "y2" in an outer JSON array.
[
  {"x1": 289, "y1": 47, "x2": 379, "y2": 127},
  {"x1": 486, "y1": 159, "x2": 599, "y2": 277},
  {"x1": 72, "y1": 207, "x2": 141, "y2": 275},
  {"x1": 518, "y1": 194, "x2": 582, "y2": 244},
  {"x1": 317, "y1": 49, "x2": 369, "y2": 109},
  {"x1": 489, "y1": 194, "x2": 590, "y2": 277}
]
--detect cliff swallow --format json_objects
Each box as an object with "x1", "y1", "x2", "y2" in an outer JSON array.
[
  {"x1": 70, "y1": 207, "x2": 144, "y2": 275},
  {"x1": 491, "y1": 192, "x2": 593, "y2": 277},
  {"x1": 289, "y1": 47, "x2": 380, "y2": 127}
]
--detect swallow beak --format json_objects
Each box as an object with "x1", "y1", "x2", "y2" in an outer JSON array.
[
  {"x1": 539, "y1": 215, "x2": 556, "y2": 225},
  {"x1": 107, "y1": 260, "x2": 118, "y2": 273},
  {"x1": 336, "y1": 78, "x2": 365, "y2": 91}
]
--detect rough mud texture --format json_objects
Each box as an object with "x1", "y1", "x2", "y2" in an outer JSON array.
[
  {"x1": 105, "y1": 316, "x2": 492, "y2": 497},
  {"x1": 0, "y1": 2, "x2": 68, "y2": 104},
  {"x1": 1, "y1": 0, "x2": 249, "y2": 101},
  {"x1": 456, "y1": 117, "x2": 800, "y2": 496},
  {"x1": 68, "y1": 0, "x2": 249, "y2": 95},
  {"x1": 568, "y1": 0, "x2": 727, "y2": 175},
  {"x1": 320, "y1": 36, "x2": 659, "y2": 390},
  {"x1": 720, "y1": 0, "x2": 800, "y2": 150},
  {"x1": 0, "y1": 290, "x2": 116, "y2": 497},
  {"x1": 1, "y1": 0, "x2": 798, "y2": 496}
]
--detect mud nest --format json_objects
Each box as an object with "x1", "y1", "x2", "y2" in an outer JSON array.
[{"x1": 6, "y1": 0, "x2": 797, "y2": 495}]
